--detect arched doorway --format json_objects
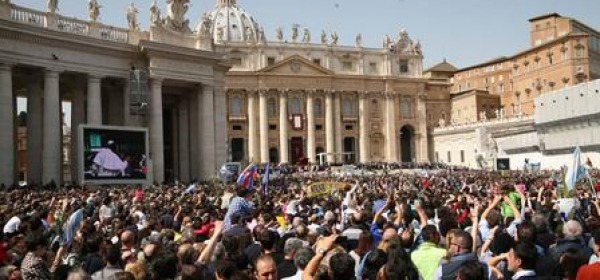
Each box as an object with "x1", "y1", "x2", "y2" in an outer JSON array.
[
  {"x1": 400, "y1": 125, "x2": 414, "y2": 162},
  {"x1": 269, "y1": 147, "x2": 279, "y2": 163}
]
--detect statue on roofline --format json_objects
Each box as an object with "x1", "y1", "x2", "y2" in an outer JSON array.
[
  {"x1": 47, "y1": 0, "x2": 58, "y2": 13},
  {"x1": 302, "y1": 28, "x2": 310, "y2": 43},
  {"x1": 165, "y1": 0, "x2": 191, "y2": 33},
  {"x1": 150, "y1": 0, "x2": 161, "y2": 26},
  {"x1": 126, "y1": 2, "x2": 139, "y2": 30},
  {"x1": 88, "y1": 0, "x2": 101, "y2": 22},
  {"x1": 320, "y1": 30, "x2": 327, "y2": 44}
]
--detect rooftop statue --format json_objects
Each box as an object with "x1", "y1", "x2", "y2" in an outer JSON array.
[
  {"x1": 330, "y1": 32, "x2": 338, "y2": 46},
  {"x1": 355, "y1": 33, "x2": 362, "y2": 48},
  {"x1": 126, "y1": 2, "x2": 139, "y2": 30},
  {"x1": 276, "y1": 26, "x2": 283, "y2": 42},
  {"x1": 320, "y1": 30, "x2": 327, "y2": 44},
  {"x1": 291, "y1": 24, "x2": 299, "y2": 42},
  {"x1": 165, "y1": 0, "x2": 191, "y2": 33},
  {"x1": 302, "y1": 28, "x2": 310, "y2": 43},
  {"x1": 150, "y1": 0, "x2": 161, "y2": 26},
  {"x1": 47, "y1": 0, "x2": 58, "y2": 13},
  {"x1": 88, "y1": 0, "x2": 101, "y2": 22}
]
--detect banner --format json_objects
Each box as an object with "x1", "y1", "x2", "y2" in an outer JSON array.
[{"x1": 305, "y1": 181, "x2": 350, "y2": 197}]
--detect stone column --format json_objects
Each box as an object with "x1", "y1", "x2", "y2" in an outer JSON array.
[
  {"x1": 123, "y1": 79, "x2": 131, "y2": 126},
  {"x1": 70, "y1": 82, "x2": 86, "y2": 184},
  {"x1": 213, "y1": 77, "x2": 227, "y2": 169},
  {"x1": 334, "y1": 92, "x2": 343, "y2": 162},
  {"x1": 188, "y1": 92, "x2": 199, "y2": 181},
  {"x1": 171, "y1": 108, "x2": 179, "y2": 182},
  {"x1": 26, "y1": 75, "x2": 43, "y2": 185},
  {"x1": 86, "y1": 75, "x2": 102, "y2": 125},
  {"x1": 178, "y1": 99, "x2": 190, "y2": 182},
  {"x1": 198, "y1": 85, "x2": 215, "y2": 179},
  {"x1": 279, "y1": 90, "x2": 289, "y2": 163},
  {"x1": 325, "y1": 91, "x2": 334, "y2": 163},
  {"x1": 306, "y1": 90, "x2": 316, "y2": 163},
  {"x1": 42, "y1": 69, "x2": 62, "y2": 185},
  {"x1": 417, "y1": 93, "x2": 429, "y2": 162},
  {"x1": 259, "y1": 90, "x2": 269, "y2": 163},
  {"x1": 358, "y1": 93, "x2": 369, "y2": 163},
  {"x1": 247, "y1": 90, "x2": 258, "y2": 162},
  {"x1": 385, "y1": 93, "x2": 398, "y2": 163},
  {"x1": 149, "y1": 78, "x2": 164, "y2": 184},
  {"x1": 0, "y1": 63, "x2": 14, "y2": 186}
]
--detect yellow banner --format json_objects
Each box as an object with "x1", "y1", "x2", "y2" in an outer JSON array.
[{"x1": 306, "y1": 181, "x2": 350, "y2": 197}]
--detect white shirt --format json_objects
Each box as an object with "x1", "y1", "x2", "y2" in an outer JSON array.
[
  {"x1": 282, "y1": 269, "x2": 303, "y2": 280},
  {"x1": 3, "y1": 216, "x2": 20, "y2": 234},
  {"x1": 512, "y1": 269, "x2": 535, "y2": 280}
]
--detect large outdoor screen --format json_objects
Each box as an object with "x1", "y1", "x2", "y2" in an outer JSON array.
[{"x1": 79, "y1": 125, "x2": 149, "y2": 185}]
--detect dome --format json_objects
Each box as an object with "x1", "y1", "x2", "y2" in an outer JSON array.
[{"x1": 196, "y1": 0, "x2": 263, "y2": 44}]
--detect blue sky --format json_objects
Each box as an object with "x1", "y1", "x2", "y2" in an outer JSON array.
[
  {"x1": 13, "y1": 0, "x2": 600, "y2": 69},
  {"x1": 12, "y1": 0, "x2": 600, "y2": 119}
]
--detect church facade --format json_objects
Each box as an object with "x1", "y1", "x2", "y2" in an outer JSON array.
[
  {"x1": 208, "y1": 0, "x2": 447, "y2": 165},
  {"x1": 0, "y1": 0, "x2": 452, "y2": 185}
]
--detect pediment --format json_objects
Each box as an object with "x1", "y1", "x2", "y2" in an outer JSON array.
[{"x1": 258, "y1": 55, "x2": 333, "y2": 76}]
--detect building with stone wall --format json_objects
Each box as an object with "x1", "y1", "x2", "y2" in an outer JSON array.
[
  {"x1": 451, "y1": 13, "x2": 600, "y2": 121},
  {"x1": 210, "y1": 0, "x2": 446, "y2": 165},
  {"x1": 433, "y1": 79, "x2": 600, "y2": 170},
  {"x1": 0, "y1": 1, "x2": 230, "y2": 185}
]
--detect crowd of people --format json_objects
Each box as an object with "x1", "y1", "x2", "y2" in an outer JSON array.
[{"x1": 1, "y1": 165, "x2": 600, "y2": 280}]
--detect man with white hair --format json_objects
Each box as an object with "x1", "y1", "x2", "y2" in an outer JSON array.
[
  {"x1": 277, "y1": 238, "x2": 304, "y2": 278},
  {"x1": 549, "y1": 220, "x2": 594, "y2": 261}
]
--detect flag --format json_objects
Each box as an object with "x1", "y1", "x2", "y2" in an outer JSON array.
[
  {"x1": 237, "y1": 164, "x2": 258, "y2": 189},
  {"x1": 184, "y1": 183, "x2": 197, "y2": 194},
  {"x1": 262, "y1": 163, "x2": 270, "y2": 196},
  {"x1": 565, "y1": 146, "x2": 586, "y2": 191}
]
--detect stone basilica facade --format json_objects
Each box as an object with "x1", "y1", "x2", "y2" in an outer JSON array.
[
  {"x1": 207, "y1": 0, "x2": 448, "y2": 165},
  {"x1": 0, "y1": 0, "x2": 453, "y2": 185}
]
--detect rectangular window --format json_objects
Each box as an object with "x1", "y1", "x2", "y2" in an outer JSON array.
[
  {"x1": 269, "y1": 124, "x2": 277, "y2": 130},
  {"x1": 460, "y1": 150, "x2": 465, "y2": 163},
  {"x1": 316, "y1": 124, "x2": 323, "y2": 131},
  {"x1": 345, "y1": 125, "x2": 353, "y2": 131},
  {"x1": 231, "y1": 57, "x2": 242, "y2": 66},
  {"x1": 447, "y1": 151, "x2": 451, "y2": 163},
  {"x1": 267, "y1": 57, "x2": 276, "y2": 66},
  {"x1": 342, "y1": 61, "x2": 354, "y2": 71},
  {"x1": 369, "y1": 62, "x2": 378, "y2": 73},
  {"x1": 399, "y1": 59, "x2": 409, "y2": 73},
  {"x1": 313, "y1": 58, "x2": 321, "y2": 65},
  {"x1": 232, "y1": 125, "x2": 242, "y2": 131}
]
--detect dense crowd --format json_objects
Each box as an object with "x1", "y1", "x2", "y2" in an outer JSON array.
[{"x1": 1, "y1": 166, "x2": 600, "y2": 280}]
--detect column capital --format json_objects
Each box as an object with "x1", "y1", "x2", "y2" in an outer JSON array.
[
  {"x1": 258, "y1": 89, "x2": 269, "y2": 96},
  {"x1": 305, "y1": 89, "x2": 316, "y2": 95},
  {"x1": 0, "y1": 63, "x2": 14, "y2": 71},
  {"x1": 150, "y1": 76, "x2": 164, "y2": 83},
  {"x1": 87, "y1": 73, "x2": 104, "y2": 80}
]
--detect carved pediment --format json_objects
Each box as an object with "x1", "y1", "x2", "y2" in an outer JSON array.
[{"x1": 258, "y1": 55, "x2": 333, "y2": 76}]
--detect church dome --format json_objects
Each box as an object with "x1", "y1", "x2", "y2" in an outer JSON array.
[{"x1": 197, "y1": 0, "x2": 263, "y2": 44}]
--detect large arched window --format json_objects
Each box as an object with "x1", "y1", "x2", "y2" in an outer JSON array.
[
  {"x1": 288, "y1": 97, "x2": 302, "y2": 115},
  {"x1": 230, "y1": 96, "x2": 242, "y2": 116},
  {"x1": 342, "y1": 98, "x2": 355, "y2": 117},
  {"x1": 401, "y1": 96, "x2": 413, "y2": 119},
  {"x1": 267, "y1": 97, "x2": 277, "y2": 117}
]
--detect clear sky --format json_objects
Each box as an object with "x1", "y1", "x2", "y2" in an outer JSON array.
[{"x1": 12, "y1": 0, "x2": 600, "y2": 118}]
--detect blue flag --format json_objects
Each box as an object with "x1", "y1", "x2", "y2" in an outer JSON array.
[
  {"x1": 262, "y1": 163, "x2": 270, "y2": 196},
  {"x1": 566, "y1": 146, "x2": 585, "y2": 191}
]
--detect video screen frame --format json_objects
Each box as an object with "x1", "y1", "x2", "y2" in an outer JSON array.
[{"x1": 78, "y1": 124, "x2": 150, "y2": 186}]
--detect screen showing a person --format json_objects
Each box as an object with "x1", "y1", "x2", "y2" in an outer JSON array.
[{"x1": 83, "y1": 128, "x2": 147, "y2": 181}]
